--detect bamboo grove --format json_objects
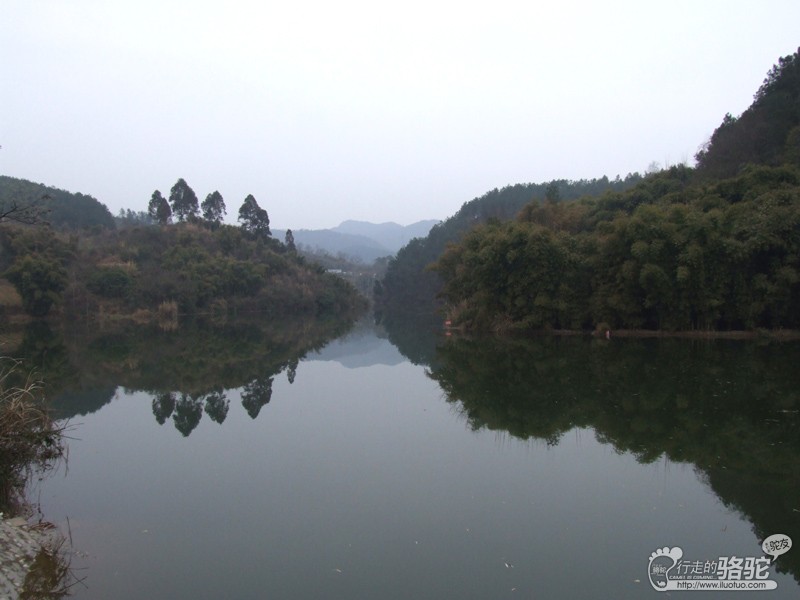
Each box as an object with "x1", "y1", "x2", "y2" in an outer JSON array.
[{"x1": 433, "y1": 164, "x2": 800, "y2": 332}]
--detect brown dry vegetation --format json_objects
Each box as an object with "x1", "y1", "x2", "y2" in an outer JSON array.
[{"x1": 0, "y1": 358, "x2": 67, "y2": 515}]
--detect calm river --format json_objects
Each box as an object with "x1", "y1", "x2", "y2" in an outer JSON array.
[{"x1": 11, "y1": 317, "x2": 800, "y2": 598}]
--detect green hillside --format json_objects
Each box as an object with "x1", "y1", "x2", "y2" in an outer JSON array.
[
  {"x1": 380, "y1": 47, "x2": 800, "y2": 332},
  {"x1": 0, "y1": 175, "x2": 116, "y2": 230},
  {"x1": 0, "y1": 177, "x2": 367, "y2": 321},
  {"x1": 375, "y1": 175, "x2": 644, "y2": 315}
]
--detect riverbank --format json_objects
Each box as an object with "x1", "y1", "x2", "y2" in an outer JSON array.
[
  {"x1": 0, "y1": 515, "x2": 70, "y2": 599},
  {"x1": 589, "y1": 328, "x2": 800, "y2": 340},
  {"x1": 444, "y1": 322, "x2": 800, "y2": 340}
]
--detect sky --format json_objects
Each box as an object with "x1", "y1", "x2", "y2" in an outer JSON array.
[{"x1": 1, "y1": 1, "x2": 799, "y2": 230}]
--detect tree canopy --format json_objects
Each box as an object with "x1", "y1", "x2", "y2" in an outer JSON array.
[
  {"x1": 201, "y1": 190, "x2": 226, "y2": 228},
  {"x1": 378, "y1": 48, "x2": 800, "y2": 332},
  {"x1": 695, "y1": 47, "x2": 800, "y2": 178},
  {"x1": 169, "y1": 178, "x2": 200, "y2": 222},
  {"x1": 238, "y1": 194, "x2": 271, "y2": 238},
  {"x1": 0, "y1": 175, "x2": 115, "y2": 230},
  {"x1": 148, "y1": 190, "x2": 172, "y2": 225}
]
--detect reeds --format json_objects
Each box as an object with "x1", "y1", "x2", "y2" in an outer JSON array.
[
  {"x1": 0, "y1": 358, "x2": 67, "y2": 514},
  {"x1": 157, "y1": 300, "x2": 179, "y2": 331}
]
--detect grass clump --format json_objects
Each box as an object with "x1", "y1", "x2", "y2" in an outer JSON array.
[{"x1": 0, "y1": 357, "x2": 67, "y2": 515}]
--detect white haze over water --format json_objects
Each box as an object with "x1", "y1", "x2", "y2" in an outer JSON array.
[{"x1": 1, "y1": 0, "x2": 799, "y2": 229}]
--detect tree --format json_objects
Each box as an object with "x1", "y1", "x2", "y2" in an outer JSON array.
[
  {"x1": 238, "y1": 194, "x2": 271, "y2": 238},
  {"x1": 148, "y1": 190, "x2": 172, "y2": 225},
  {"x1": 169, "y1": 178, "x2": 199, "y2": 222},
  {"x1": 545, "y1": 182, "x2": 561, "y2": 204},
  {"x1": 201, "y1": 191, "x2": 226, "y2": 229},
  {"x1": 203, "y1": 389, "x2": 229, "y2": 424},
  {"x1": 241, "y1": 377, "x2": 273, "y2": 419},
  {"x1": 152, "y1": 392, "x2": 177, "y2": 425},
  {"x1": 173, "y1": 393, "x2": 203, "y2": 436},
  {"x1": 284, "y1": 228, "x2": 296, "y2": 252},
  {"x1": 0, "y1": 194, "x2": 49, "y2": 225},
  {"x1": 4, "y1": 254, "x2": 68, "y2": 317}
]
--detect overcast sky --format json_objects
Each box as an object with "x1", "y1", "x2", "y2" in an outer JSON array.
[{"x1": 2, "y1": 1, "x2": 799, "y2": 230}]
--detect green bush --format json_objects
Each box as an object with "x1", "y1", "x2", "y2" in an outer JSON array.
[
  {"x1": 4, "y1": 255, "x2": 67, "y2": 317},
  {"x1": 87, "y1": 267, "x2": 133, "y2": 298}
]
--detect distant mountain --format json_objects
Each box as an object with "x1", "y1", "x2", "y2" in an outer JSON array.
[
  {"x1": 331, "y1": 220, "x2": 440, "y2": 253},
  {"x1": 307, "y1": 319, "x2": 406, "y2": 368},
  {"x1": 274, "y1": 219, "x2": 439, "y2": 263}
]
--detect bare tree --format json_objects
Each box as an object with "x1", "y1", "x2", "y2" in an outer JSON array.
[{"x1": 0, "y1": 194, "x2": 50, "y2": 225}]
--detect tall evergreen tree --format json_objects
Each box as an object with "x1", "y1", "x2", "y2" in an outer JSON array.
[
  {"x1": 201, "y1": 190, "x2": 226, "y2": 228},
  {"x1": 284, "y1": 228, "x2": 296, "y2": 252},
  {"x1": 238, "y1": 194, "x2": 271, "y2": 238},
  {"x1": 148, "y1": 190, "x2": 172, "y2": 225},
  {"x1": 169, "y1": 178, "x2": 199, "y2": 222}
]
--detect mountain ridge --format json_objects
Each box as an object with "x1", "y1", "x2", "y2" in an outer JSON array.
[{"x1": 275, "y1": 218, "x2": 439, "y2": 263}]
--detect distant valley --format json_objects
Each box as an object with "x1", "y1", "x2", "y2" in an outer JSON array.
[{"x1": 274, "y1": 219, "x2": 440, "y2": 263}]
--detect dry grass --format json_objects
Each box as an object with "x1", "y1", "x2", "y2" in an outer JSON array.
[
  {"x1": 0, "y1": 358, "x2": 67, "y2": 514},
  {"x1": 0, "y1": 278, "x2": 23, "y2": 310},
  {"x1": 157, "y1": 300, "x2": 179, "y2": 331}
]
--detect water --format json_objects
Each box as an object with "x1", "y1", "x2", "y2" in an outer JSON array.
[{"x1": 7, "y1": 318, "x2": 800, "y2": 598}]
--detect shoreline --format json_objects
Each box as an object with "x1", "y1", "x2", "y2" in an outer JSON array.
[
  {"x1": 0, "y1": 515, "x2": 69, "y2": 599},
  {"x1": 443, "y1": 324, "x2": 800, "y2": 340},
  {"x1": 589, "y1": 328, "x2": 800, "y2": 340}
]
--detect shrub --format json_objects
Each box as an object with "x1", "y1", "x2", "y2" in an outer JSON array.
[{"x1": 87, "y1": 266, "x2": 133, "y2": 298}]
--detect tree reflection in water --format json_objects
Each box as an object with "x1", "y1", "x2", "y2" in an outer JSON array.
[{"x1": 425, "y1": 335, "x2": 800, "y2": 583}]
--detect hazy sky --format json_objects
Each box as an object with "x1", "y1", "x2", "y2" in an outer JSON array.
[{"x1": 2, "y1": 1, "x2": 799, "y2": 230}]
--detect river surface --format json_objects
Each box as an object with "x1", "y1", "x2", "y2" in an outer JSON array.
[{"x1": 9, "y1": 318, "x2": 800, "y2": 598}]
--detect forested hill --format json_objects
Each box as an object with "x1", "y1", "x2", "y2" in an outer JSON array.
[
  {"x1": 430, "y1": 48, "x2": 800, "y2": 332},
  {"x1": 695, "y1": 48, "x2": 800, "y2": 179},
  {"x1": 0, "y1": 176, "x2": 368, "y2": 321},
  {"x1": 0, "y1": 221, "x2": 367, "y2": 320},
  {"x1": 0, "y1": 175, "x2": 116, "y2": 230},
  {"x1": 374, "y1": 175, "x2": 645, "y2": 314},
  {"x1": 376, "y1": 47, "x2": 800, "y2": 331}
]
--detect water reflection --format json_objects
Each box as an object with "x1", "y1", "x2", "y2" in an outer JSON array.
[
  {"x1": 1, "y1": 316, "x2": 356, "y2": 435},
  {"x1": 424, "y1": 334, "x2": 800, "y2": 582},
  {"x1": 4, "y1": 316, "x2": 799, "y2": 593}
]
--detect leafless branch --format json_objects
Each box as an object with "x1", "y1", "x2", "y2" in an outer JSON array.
[{"x1": 0, "y1": 194, "x2": 51, "y2": 225}]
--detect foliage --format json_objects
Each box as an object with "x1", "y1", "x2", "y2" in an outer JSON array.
[
  {"x1": 284, "y1": 229, "x2": 296, "y2": 252},
  {"x1": 4, "y1": 254, "x2": 68, "y2": 317},
  {"x1": 695, "y1": 47, "x2": 800, "y2": 178},
  {"x1": 201, "y1": 190, "x2": 226, "y2": 228},
  {"x1": 238, "y1": 194, "x2": 271, "y2": 238},
  {"x1": 116, "y1": 208, "x2": 156, "y2": 228},
  {"x1": 169, "y1": 178, "x2": 200, "y2": 222},
  {"x1": 375, "y1": 175, "x2": 644, "y2": 316},
  {"x1": 148, "y1": 190, "x2": 172, "y2": 225},
  {"x1": 432, "y1": 166, "x2": 800, "y2": 331},
  {"x1": 87, "y1": 266, "x2": 134, "y2": 299},
  {"x1": 0, "y1": 175, "x2": 115, "y2": 230},
  {"x1": 383, "y1": 50, "x2": 800, "y2": 332},
  {"x1": 0, "y1": 221, "x2": 366, "y2": 319}
]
